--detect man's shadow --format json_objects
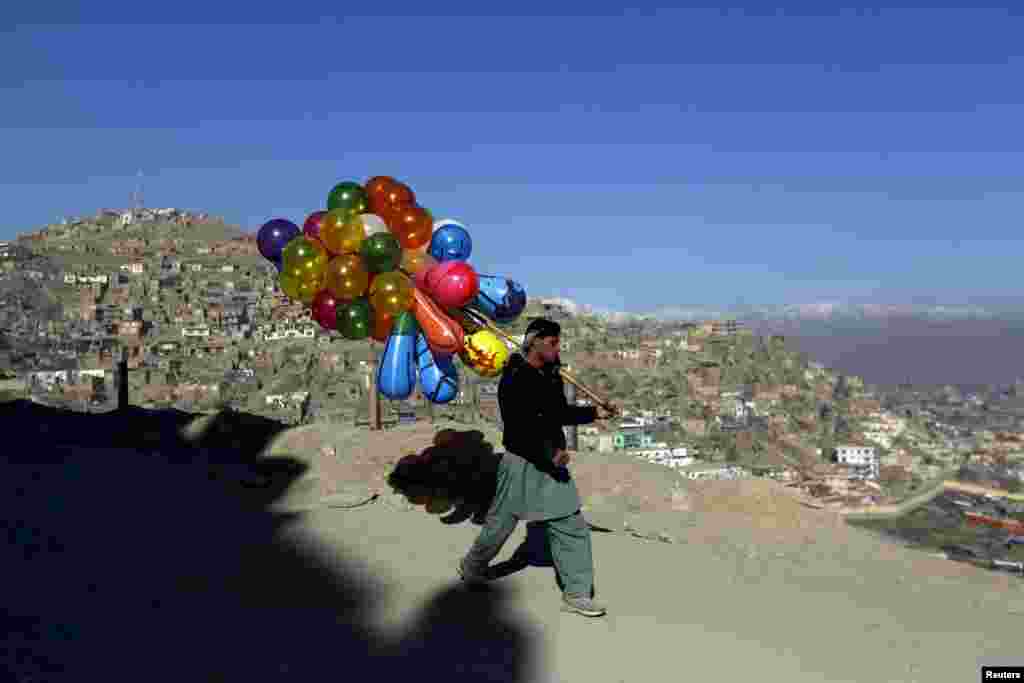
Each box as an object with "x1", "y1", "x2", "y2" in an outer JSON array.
[{"x1": 1, "y1": 401, "x2": 538, "y2": 682}]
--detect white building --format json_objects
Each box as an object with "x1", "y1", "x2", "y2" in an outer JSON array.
[
  {"x1": 255, "y1": 325, "x2": 317, "y2": 342},
  {"x1": 680, "y1": 465, "x2": 750, "y2": 481},
  {"x1": 833, "y1": 445, "x2": 879, "y2": 480},
  {"x1": 634, "y1": 447, "x2": 692, "y2": 469}
]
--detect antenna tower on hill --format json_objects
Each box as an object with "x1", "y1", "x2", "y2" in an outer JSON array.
[{"x1": 131, "y1": 169, "x2": 144, "y2": 211}]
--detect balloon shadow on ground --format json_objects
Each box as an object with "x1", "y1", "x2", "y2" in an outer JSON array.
[{"x1": 1, "y1": 400, "x2": 539, "y2": 682}]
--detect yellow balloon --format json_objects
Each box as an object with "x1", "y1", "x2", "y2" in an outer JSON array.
[
  {"x1": 368, "y1": 270, "x2": 414, "y2": 316},
  {"x1": 284, "y1": 241, "x2": 328, "y2": 283},
  {"x1": 325, "y1": 253, "x2": 370, "y2": 302},
  {"x1": 283, "y1": 236, "x2": 325, "y2": 273},
  {"x1": 319, "y1": 209, "x2": 347, "y2": 254},
  {"x1": 340, "y1": 217, "x2": 367, "y2": 253},
  {"x1": 458, "y1": 330, "x2": 510, "y2": 378},
  {"x1": 279, "y1": 272, "x2": 302, "y2": 300},
  {"x1": 321, "y1": 209, "x2": 366, "y2": 255},
  {"x1": 296, "y1": 271, "x2": 324, "y2": 305}
]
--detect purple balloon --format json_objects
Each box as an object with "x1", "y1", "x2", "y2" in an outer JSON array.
[{"x1": 257, "y1": 218, "x2": 300, "y2": 263}]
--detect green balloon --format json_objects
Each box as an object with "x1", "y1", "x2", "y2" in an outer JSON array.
[
  {"x1": 392, "y1": 309, "x2": 419, "y2": 336},
  {"x1": 337, "y1": 296, "x2": 372, "y2": 340},
  {"x1": 327, "y1": 181, "x2": 369, "y2": 216},
  {"x1": 360, "y1": 232, "x2": 402, "y2": 273}
]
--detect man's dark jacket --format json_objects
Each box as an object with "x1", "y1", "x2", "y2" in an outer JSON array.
[{"x1": 497, "y1": 353, "x2": 597, "y2": 475}]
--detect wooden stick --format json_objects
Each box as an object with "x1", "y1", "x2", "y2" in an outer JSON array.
[{"x1": 457, "y1": 307, "x2": 618, "y2": 413}]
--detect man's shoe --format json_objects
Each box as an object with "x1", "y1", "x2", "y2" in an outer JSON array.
[
  {"x1": 457, "y1": 560, "x2": 490, "y2": 585},
  {"x1": 561, "y1": 594, "x2": 607, "y2": 617}
]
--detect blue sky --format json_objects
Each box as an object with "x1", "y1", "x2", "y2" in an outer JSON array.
[{"x1": 3, "y1": 2, "x2": 1022, "y2": 312}]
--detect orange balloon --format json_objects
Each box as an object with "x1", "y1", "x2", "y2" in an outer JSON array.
[
  {"x1": 384, "y1": 181, "x2": 415, "y2": 208},
  {"x1": 324, "y1": 253, "x2": 370, "y2": 302},
  {"x1": 365, "y1": 175, "x2": 397, "y2": 202},
  {"x1": 400, "y1": 248, "x2": 436, "y2": 276},
  {"x1": 389, "y1": 204, "x2": 433, "y2": 250},
  {"x1": 365, "y1": 176, "x2": 415, "y2": 217},
  {"x1": 365, "y1": 176, "x2": 402, "y2": 215},
  {"x1": 370, "y1": 309, "x2": 396, "y2": 343},
  {"x1": 410, "y1": 287, "x2": 465, "y2": 355}
]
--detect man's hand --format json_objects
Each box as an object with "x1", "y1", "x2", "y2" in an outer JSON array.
[
  {"x1": 553, "y1": 448, "x2": 572, "y2": 467},
  {"x1": 595, "y1": 404, "x2": 620, "y2": 421}
]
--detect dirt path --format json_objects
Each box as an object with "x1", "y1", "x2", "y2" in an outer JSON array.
[{"x1": 298, "y1": 503, "x2": 1024, "y2": 683}]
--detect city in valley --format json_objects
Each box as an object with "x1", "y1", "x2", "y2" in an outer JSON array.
[{"x1": 3, "y1": 206, "x2": 1023, "y2": 574}]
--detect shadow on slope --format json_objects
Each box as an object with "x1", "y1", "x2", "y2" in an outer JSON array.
[{"x1": 1, "y1": 401, "x2": 537, "y2": 682}]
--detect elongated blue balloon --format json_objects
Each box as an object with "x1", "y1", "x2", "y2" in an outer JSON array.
[
  {"x1": 377, "y1": 311, "x2": 419, "y2": 400},
  {"x1": 415, "y1": 331, "x2": 459, "y2": 404},
  {"x1": 472, "y1": 274, "x2": 527, "y2": 324}
]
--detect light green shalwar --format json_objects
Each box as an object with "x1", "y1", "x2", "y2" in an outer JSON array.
[{"x1": 463, "y1": 450, "x2": 595, "y2": 599}]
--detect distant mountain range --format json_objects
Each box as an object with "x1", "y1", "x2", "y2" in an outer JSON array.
[
  {"x1": 572, "y1": 302, "x2": 1024, "y2": 324},
  {"x1": 535, "y1": 297, "x2": 1024, "y2": 387}
]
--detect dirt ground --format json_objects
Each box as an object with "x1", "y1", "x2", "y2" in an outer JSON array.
[{"x1": 6, "y1": 406, "x2": 1023, "y2": 682}]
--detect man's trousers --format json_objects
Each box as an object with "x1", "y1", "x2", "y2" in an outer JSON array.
[{"x1": 463, "y1": 510, "x2": 595, "y2": 599}]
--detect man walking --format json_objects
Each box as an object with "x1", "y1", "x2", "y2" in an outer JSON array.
[{"x1": 458, "y1": 318, "x2": 618, "y2": 617}]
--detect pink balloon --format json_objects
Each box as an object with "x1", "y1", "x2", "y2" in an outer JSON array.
[{"x1": 423, "y1": 260, "x2": 480, "y2": 309}]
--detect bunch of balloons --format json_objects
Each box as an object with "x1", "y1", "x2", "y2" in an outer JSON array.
[{"x1": 256, "y1": 175, "x2": 528, "y2": 404}]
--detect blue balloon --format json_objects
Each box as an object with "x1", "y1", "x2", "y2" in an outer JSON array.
[
  {"x1": 428, "y1": 221, "x2": 473, "y2": 262},
  {"x1": 257, "y1": 218, "x2": 300, "y2": 263},
  {"x1": 415, "y1": 332, "x2": 459, "y2": 404},
  {"x1": 472, "y1": 274, "x2": 527, "y2": 324},
  {"x1": 377, "y1": 312, "x2": 419, "y2": 400}
]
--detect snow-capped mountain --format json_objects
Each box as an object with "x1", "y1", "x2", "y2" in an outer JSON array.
[
  {"x1": 532, "y1": 295, "x2": 1024, "y2": 324},
  {"x1": 647, "y1": 302, "x2": 1020, "y2": 322}
]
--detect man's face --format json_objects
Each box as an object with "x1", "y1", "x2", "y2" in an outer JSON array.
[{"x1": 536, "y1": 335, "x2": 560, "y2": 364}]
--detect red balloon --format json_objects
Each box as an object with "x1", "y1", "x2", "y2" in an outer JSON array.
[
  {"x1": 311, "y1": 289, "x2": 341, "y2": 330},
  {"x1": 303, "y1": 210, "x2": 327, "y2": 242},
  {"x1": 423, "y1": 260, "x2": 480, "y2": 309}
]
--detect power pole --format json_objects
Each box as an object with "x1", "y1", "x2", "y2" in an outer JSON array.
[{"x1": 132, "y1": 169, "x2": 144, "y2": 212}]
